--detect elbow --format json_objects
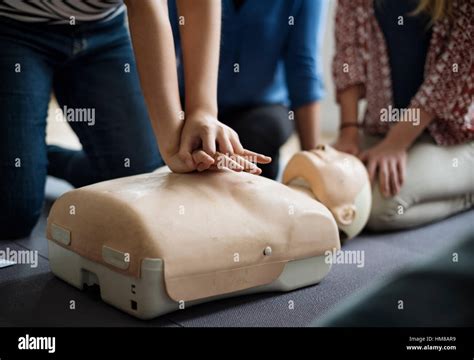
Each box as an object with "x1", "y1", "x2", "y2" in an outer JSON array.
[
  {"x1": 288, "y1": 75, "x2": 325, "y2": 109},
  {"x1": 124, "y1": 0, "x2": 138, "y2": 11}
]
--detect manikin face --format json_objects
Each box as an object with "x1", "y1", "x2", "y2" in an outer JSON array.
[
  {"x1": 310, "y1": 146, "x2": 359, "y2": 225},
  {"x1": 283, "y1": 145, "x2": 372, "y2": 240},
  {"x1": 310, "y1": 144, "x2": 338, "y2": 161},
  {"x1": 309, "y1": 145, "x2": 359, "y2": 176}
]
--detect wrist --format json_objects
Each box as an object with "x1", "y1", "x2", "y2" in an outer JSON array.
[
  {"x1": 340, "y1": 122, "x2": 359, "y2": 130},
  {"x1": 186, "y1": 107, "x2": 218, "y2": 123},
  {"x1": 185, "y1": 103, "x2": 218, "y2": 120},
  {"x1": 158, "y1": 138, "x2": 179, "y2": 160},
  {"x1": 385, "y1": 108, "x2": 432, "y2": 149},
  {"x1": 385, "y1": 126, "x2": 416, "y2": 150},
  {"x1": 339, "y1": 126, "x2": 359, "y2": 140},
  {"x1": 155, "y1": 121, "x2": 183, "y2": 159},
  {"x1": 301, "y1": 139, "x2": 319, "y2": 151}
]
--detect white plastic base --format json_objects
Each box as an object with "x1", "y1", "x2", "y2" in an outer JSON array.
[{"x1": 48, "y1": 240, "x2": 331, "y2": 319}]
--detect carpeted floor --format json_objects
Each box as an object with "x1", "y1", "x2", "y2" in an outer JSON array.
[{"x1": 0, "y1": 177, "x2": 472, "y2": 327}]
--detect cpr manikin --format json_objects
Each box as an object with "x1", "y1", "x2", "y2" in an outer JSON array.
[
  {"x1": 47, "y1": 146, "x2": 371, "y2": 319},
  {"x1": 283, "y1": 145, "x2": 371, "y2": 240}
]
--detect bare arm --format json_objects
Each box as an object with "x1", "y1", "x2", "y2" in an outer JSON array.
[
  {"x1": 125, "y1": 0, "x2": 185, "y2": 166},
  {"x1": 173, "y1": 0, "x2": 227, "y2": 162},
  {"x1": 174, "y1": 0, "x2": 269, "y2": 171},
  {"x1": 126, "y1": 0, "x2": 270, "y2": 173},
  {"x1": 385, "y1": 108, "x2": 434, "y2": 148},
  {"x1": 176, "y1": 0, "x2": 220, "y2": 117},
  {"x1": 333, "y1": 84, "x2": 364, "y2": 155},
  {"x1": 295, "y1": 102, "x2": 321, "y2": 150},
  {"x1": 359, "y1": 107, "x2": 435, "y2": 197}
]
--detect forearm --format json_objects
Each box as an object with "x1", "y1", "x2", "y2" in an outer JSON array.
[
  {"x1": 386, "y1": 107, "x2": 435, "y2": 149},
  {"x1": 177, "y1": 0, "x2": 221, "y2": 117},
  {"x1": 126, "y1": 0, "x2": 182, "y2": 158},
  {"x1": 295, "y1": 102, "x2": 320, "y2": 150},
  {"x1": 337, "y1": 84, "x2": 363, "y2": 140},
  {"x1": 338, "y1": 85, "x2": 362, "y2": 127}
]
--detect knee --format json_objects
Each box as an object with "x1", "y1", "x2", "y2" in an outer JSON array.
[
  {"x1": 260, "y1": 108, "x2": 293, "y2": 147},
  {"x1": 0, "y1": 204, "x2": 41, "y2": 240},
  {"x1": 238, "y1": 106, "x2": 293, "y2": 152},
  {"x1": 366, "y1": 186, "x2": 407, "y2": 232}
]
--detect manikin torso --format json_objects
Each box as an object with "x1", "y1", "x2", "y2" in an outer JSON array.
[
  {"x1": 47, "y1": 168, "x2": 339, "y2": 301},
  {"x1": 47, "y1": 146, "x2": 370, "y2": 301}
]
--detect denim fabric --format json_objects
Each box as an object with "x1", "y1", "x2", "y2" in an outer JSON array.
[{"x1": 0, "y1": 13, "x2": 163, "y2": 239}]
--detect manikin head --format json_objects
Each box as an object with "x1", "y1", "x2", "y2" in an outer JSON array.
[{"x1": 283, "y1": 145, "x2": 371, "y2": 241}]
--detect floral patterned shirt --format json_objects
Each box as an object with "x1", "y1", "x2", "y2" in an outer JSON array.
[{"x1": 333, "y1": 0, "x2": 473, "y2": 145}]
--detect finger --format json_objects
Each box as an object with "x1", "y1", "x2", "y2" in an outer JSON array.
[
  {"x1": 201, "y1": 130, "x2": 217, "y2": 157},
  {"x1": 207, "y1": 163, "x2": 220, "y2": 171},
  {"x1": 215, "y1": 152, "x2": 244, "y2": 172},
  {"x1": 397, "y1": 156, "x2": 407, "y2": 187},
  {"x1": 192, "y1": 150, "x2": 215, "y2": 172},
  {"x1": 378, "y1": 160, "x2": 390, "y2": 198},
  {"x1": 232, "y1": 154, "x2": 262, "y2": 175},
  {"x1": 216, "y1": 130, "x2": 234, "y2": 155},
  {"x1": 178, "y1": 136, "x2": 197, "y2": 169},
  {"x1": 240, "y1": 149, "x2": 272, "y2": 164},
  {"x1": 368, "y1": 161, "x2": 377, "y2": 184},
  {"x1": 229, "y1": 131, "x2": 245, "y2": 154},
  {"x1": 196, "y1": 163, "x2": 207, "y2": 172},
  {"x1": 364, "y1": 155, "x2": 377, "y2": 183},
  {"x1": 389, "y1": 160, "x2": 400, "y2": 196}
]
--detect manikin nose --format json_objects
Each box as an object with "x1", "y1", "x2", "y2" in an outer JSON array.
[{"x1": 311, "y1": 144, "x2": 328, "y2": 160}]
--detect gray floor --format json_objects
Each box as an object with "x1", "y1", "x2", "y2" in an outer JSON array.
[{"x1": 0, "y1": 177, "x2": 472, "y2": 327}]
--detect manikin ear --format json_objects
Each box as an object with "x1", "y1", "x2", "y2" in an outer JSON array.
[{"x1": 332, "y1": 204, "x2": 357, "y2": 226}]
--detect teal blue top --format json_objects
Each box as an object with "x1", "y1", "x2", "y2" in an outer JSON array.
[{"x1": 170, "y1": 0, "x2": 327, "y2": 110}]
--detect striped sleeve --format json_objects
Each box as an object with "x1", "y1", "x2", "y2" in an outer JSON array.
[{"x1": 0, "y1": 0, "x2": 124, "y2": 24}]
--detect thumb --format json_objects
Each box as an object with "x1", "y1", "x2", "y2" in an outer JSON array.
[{"x1": 178, "y1": 134, "x2": 197, "y2": 169}]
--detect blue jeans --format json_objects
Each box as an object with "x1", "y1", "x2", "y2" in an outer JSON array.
[{"x1": 0, "y1": 14, "x2": 163, "y2": 239}]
